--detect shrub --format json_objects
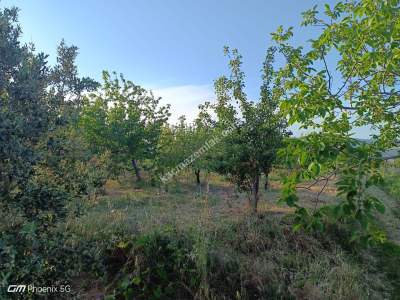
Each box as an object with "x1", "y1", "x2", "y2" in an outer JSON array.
[
  {"x1": 0, "y1": 213, "x2": 107, "y2": 299},
  {"x1": 17, "y1": 167, "x2": 71, "y2": 222},
  {"x1": 105, "y1": 230, "x2": 199, "y2": 300}
]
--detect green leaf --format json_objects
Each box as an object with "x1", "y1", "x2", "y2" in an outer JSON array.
[
  {"x1": 373, "y1": 200, "x2": 385, "y2": 214},
  {"x1": 132, "y1": 276, "x2": 141, "y2": 285},
  {"x1": 293, "y1": 223, "x2": 302, "y2": 232},
  {"x1": 308, "y1": 162, "x2": 321, "y2": 176}
]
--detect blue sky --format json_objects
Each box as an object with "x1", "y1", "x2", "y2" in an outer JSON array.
[
  {"x1": 4, "y1": 0, "x2": 373, "y2": 137},
  {"x1": 4, "y1": 0, "x2": 333, "y2": 86}
]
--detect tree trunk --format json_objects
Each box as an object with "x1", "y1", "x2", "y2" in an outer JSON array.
[
  {"x1": 250, "y1": 174, "x2": 260, "y2": 214},
  {"x1": 264, "y1": 173, "x2": 269, "y2": 191},
  {"x1": 131, "y1": 159, "x2": 142, "y2": 181},
  {"x1": 195, "y1": 170, "x2": 201, "y2": 186}
]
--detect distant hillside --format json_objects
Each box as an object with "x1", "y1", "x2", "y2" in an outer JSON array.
[
  {"x1": 356, "y1": 139, "x2": 399, "y2": 159},
  {"x1": 383, "y1": 148, "x2": 400, "y2": 160}
]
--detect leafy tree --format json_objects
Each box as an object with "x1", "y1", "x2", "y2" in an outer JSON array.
[
  {"x1": 155, "y1": 124, "x2": 182, "y2": 186},
  {"x1": 154, "y1": 116, "x2": 191, "y2": 188},
  {"x1": 0, "y1": 6, "x2": 54, "y2": 209},
  {"x1": 0, "y1": 5, "x2": 100, "y2": 214},
  {"x1": 272, "y1": 0, "x2": 399, "y2": 242},
  {"x1": 214, "y1": 47, "x2": 288, "y2": 213},
  {"x1": 192, "y1": 102, "x2": 217, "y2": 187},
  {"x1": 80, "y1": 71, "x2": 170, "y2": 181},
  {"x1": 51, "y1": 39, "x2": 99, "y2": 103},
  {"x1": 40, "y1": 125, "x2": 113, "y2": 200},
  {"x1": 0, "y1": 6, "x2": 111, "y2": 295},
  {"x1": 155, "y1": 103, "x2": 217, "y2": 190}
]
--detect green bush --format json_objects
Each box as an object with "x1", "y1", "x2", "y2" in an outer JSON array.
[
  {"x1": 100, "y1": 217, "x2": 373, "y2": 300},
  {"x1": 42, "y1": 128, "x2": 113, "y2": 199},
  {"x1": 105, "y1": 230, "x2": 199, "y2": 300},
  {"x1": 0, "y1": 218, "x2": 106, "y2": 299},
  {"x1": 18, "y1": 167, "x2": 71, "y2": 222}
]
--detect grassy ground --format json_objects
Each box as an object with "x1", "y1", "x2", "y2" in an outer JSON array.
[{"x1": 59, "y1": 169, "x2": 400, "y2": 299}]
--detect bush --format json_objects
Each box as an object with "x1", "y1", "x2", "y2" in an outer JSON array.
[
  {"x1": 17, "y1": 167, "x2": 71, "y2": 222},
  {"x1": 43, "y1": 128, "x2": 113, "y2": 199},
  {"x1": 100, "y1": 216, "x2": 372, "y2": 300},
  {"x1": 0, "y1": 214, "x2": 106, "y2": 299},
  {"x1": 105, "y1": 230, "x2": 199, "y2": 300}
]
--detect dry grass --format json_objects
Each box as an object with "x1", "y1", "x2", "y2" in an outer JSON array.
[
  {"x1": 76, "y1": 171, "x2": 358, "y2": 232},
  {"x1": 63, "y1": 170, "x2": 399, "y2": 299}
]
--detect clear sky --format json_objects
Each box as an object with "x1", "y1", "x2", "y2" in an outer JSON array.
[{"x1": 4, "y1": 0, "x2": 372, "y2": 137}]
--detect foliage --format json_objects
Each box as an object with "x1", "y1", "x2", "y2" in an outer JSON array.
[
  {"x1": 273, "y1": 0, "x2": 399, "y2": 241},
  {"x1": 0, "y1": 5, "x2": 104, "y2": 297},
  {"x1": 51, "y1": 39, "x2": 99, "y2": 110},
  {"x1": 1, "y1": 1, "x2": 400, "y2": 299},
  {"x1": 381, "y1": 161, "x2": 400, "y2": 199},
  {"x1": 0, "y1": 6, "x2": 51, "y2": 202},
  {"x1": 155, "y1": 106, "x2": 216, "y2": 188},
  {"x1": 101, "y1": 216, "x2": 376, "y2": 300},
  {"x1": 191, "y1": 102, "x2": 218, "y2": 184},
  {"x1": 372, "y1": 241, "x2": 400, "y2": 296},
  {"x1": 0, "y1": 211, "x2": 106, "y2": 299},
  {"x1": 213, "y1": 46, "x2": 288, "y2": 212},
  {"x1": 80, "y1": 71, "x2": 170, "y2": 181},
  {"x1": 106, "y1": 230, "x2": 199, "y2": 300},
  {"x1": 0, "y1": 4, "x2": 99, "y2": 212},
  {"x1": 40, "y1": 125, "x2": 113, "y2": 198}
]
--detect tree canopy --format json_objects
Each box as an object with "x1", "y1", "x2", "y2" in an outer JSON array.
[
  {"x1": 80, "y1": 71, "x2": 170, "y2": 181},
  {"x1": 273, "y1": 0, "x2": 399, "y2": 242},
  {"x1": 214, "y1": 47, "x2": 289, "y2": 212}
]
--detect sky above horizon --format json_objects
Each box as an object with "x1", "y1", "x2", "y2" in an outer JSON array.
[{"x1": 3, "y1": 0, "x2": 372, "y2": 138}]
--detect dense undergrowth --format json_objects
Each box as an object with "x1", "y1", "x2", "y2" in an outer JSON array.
[
  {"x1": 4, "y1": 186, "x2": 400, "y2": 299},
  {"x1": 1, "y1": 170, "x2": 400, "y2": 299},
  {"x1": 82, "y1": 213, "x2": 400, "y2": 299}
]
